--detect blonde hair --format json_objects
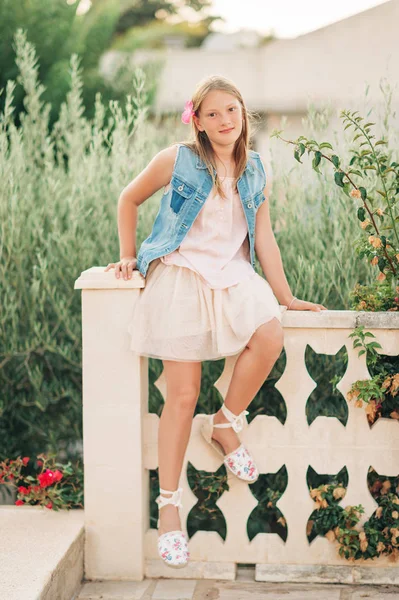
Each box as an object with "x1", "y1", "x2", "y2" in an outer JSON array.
[{"x1": 173, "y1": 74, "x2": 262, "y2": 200}]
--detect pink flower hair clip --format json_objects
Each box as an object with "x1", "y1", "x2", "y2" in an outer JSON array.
[{"x1": 181, "y1": 100, "x2": 195, "y2": 124}]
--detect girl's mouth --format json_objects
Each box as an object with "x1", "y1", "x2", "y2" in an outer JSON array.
[{"x1": 220, "y1": 127, "x2": 234, "y2": 134}]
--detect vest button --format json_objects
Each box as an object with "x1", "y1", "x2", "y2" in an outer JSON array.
[
  {"x1": 247, "y1": 202, "x2": 253, "y2": 208},
  {"x1": 178, "y1": 185, "x2": 184, "y2": 191}
]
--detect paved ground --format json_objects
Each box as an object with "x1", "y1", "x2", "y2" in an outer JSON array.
[{"x1": 76, "y1": 567, "x2": 399, "y2": 599}]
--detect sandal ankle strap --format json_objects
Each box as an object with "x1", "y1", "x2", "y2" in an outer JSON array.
[
  {"x1": 156, "y1": 487, "x2": 183, "y2": 509},
  {"x1": 213, "y1": 404, "x2": 249, "y2": 433}
]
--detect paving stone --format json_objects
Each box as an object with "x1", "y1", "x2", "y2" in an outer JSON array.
[
  {"x1": 350, "y1": 590, "x2": 399, "y2": 599},
  {"x1": 152, "y1": 578, "x2": 197, "y2": 599},
  {"x1": 193, "y1": 580, "x2": 343, "y2": 600},
  {"x1": 76, "y1": 579, "x2": 153, "y2": 599}
]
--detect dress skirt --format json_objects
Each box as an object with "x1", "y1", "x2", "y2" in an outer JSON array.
[{"x1": 128, "y1": 258, "x2": 287, "y2": 362}]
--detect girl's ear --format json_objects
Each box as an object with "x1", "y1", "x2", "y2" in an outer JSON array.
[{"x1": 193, "y1": 115, "x2": 203, "y2": 132}]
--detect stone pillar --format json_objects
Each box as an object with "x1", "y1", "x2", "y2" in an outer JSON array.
[{"x1": 74, "y1": 267, "x2": 147, "y2": 581}]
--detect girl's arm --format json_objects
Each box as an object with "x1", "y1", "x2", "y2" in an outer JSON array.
[
  {"x1": 254, "y1": 161, "x2": 294, "y2": 306},
  {"x1": 118, "y1": 144, "x2": 178, "y2": 259},
  {"x1": 255, "y1": 158, "x2": 328, "y2": 312}
]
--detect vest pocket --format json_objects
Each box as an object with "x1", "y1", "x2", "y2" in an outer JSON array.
[
  {"x1": 253, "y1": 191, "x2": 265, "y2": 209},
  {"x1": 169, "y1": 175, "x2": 196, "y2": 214}
]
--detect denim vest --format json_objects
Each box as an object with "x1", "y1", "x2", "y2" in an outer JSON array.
[{"x1": 136, "y1": 143, "x2": 266, "y2": 278}]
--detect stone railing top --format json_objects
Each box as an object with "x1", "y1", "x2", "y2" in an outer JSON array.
[
  {"x1": 74, "y1": 266, "x2": 145, "y2": 290},
  {"x1": 74, "y1": 267, "x2": 399, "y2": 329}
]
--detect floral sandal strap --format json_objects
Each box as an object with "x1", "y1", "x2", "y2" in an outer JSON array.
[
  {"x1": 156, "y1": 487, "x2": 183, "y2": 509},
  {"x1": 212, "y1": 403, "x2": 249, "y2": 433}
]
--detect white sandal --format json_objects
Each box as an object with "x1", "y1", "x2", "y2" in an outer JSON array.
[
  {"x1": 155, "y1": 487, "x2": 190, "y2": 568},
  {"x1": 200, "y1": 403, "x2": 259, "y2": 483}
]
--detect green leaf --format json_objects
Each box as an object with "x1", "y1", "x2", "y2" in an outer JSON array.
[
  {"x1": 331, "y1": 155, "x2": 340, "y2": 168},
  {"x1": 378, "y1": 257, "x2": 386, "y2": 272},
  {"x1": 294, "y1": 149, "x2": 302, "y2": 164},
  {"x1": 358, "y1": 349, "x2": 366, "y2": 356},
  {"x1": 342, "y1": 182, "x2": 351, "y2": 197},
  {"x1": 367, "y1": 341, "x2": 383, "y2": 349},
  {"x1": 319, "y1": 142, "x2": 333, "y2": 150},
  {"x1": 334, "y1": 171, "x2": 345, "y2": 188},
  {"x1": 312, "y1": 151, "x2": 322, "y2": 170},
  {"x1": 359, "y1": 187, "x2": 367, "y2": 200},
  {"x1": 357, "y1": 207, "x2": 366, "y2": 221}
]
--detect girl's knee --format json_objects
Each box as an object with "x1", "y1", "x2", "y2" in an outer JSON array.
[
  {"x1": 165, "y1": 384, "x2": 200, "y2": 412},
  {"x1": 250, "y1": 318, "x2": 284, "y2": 355}
]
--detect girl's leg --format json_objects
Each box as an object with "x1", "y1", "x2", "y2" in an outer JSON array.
[
  {"x1": 158, "y1": 359, "x2": 202, "y2": 535},
  {"x1": 212, "y1": 317, "x2": 284, "y2": 454}
]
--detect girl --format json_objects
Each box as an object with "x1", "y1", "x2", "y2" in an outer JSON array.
[{"x1": 105, "y1": 75, "x2": 328, "y2": 569}]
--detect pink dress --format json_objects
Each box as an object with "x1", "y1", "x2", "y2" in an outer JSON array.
[
  {"x1": 127, "y1": 177, "x2": 287, "y2": 362},
  {"x1": 160, "y1": 177, "x2": 255, "y2": 289}
]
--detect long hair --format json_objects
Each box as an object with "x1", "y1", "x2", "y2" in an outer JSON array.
[{"x1": 173, "y1": 75, "x2": 262, "y2": 200}]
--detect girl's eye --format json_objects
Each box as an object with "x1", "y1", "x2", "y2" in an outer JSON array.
[{"x1": 208, "y1": 107, "x2": 237, "y2": 117}]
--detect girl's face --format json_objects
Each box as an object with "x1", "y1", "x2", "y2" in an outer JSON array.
[{"x1": 193, "y1": 90, "x2": 243, "y2": 147}]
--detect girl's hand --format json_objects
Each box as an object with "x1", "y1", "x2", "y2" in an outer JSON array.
[
  {"x1": 104, "y1": 256, "x2": 137, "y2": 280},
  {"x1": 288, "y1": 298, "x2": 328, "y2": 312}
]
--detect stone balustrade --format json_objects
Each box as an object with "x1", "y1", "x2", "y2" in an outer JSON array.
[{"x1": 74, "y1": 267, "x2": 399, "y2": 584}]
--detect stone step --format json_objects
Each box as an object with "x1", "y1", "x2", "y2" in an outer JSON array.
[{"x1": 0, "y1": 506, "x2": 84, "y2": 600}]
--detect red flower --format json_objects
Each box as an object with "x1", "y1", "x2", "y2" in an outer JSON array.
[
  {"x1": 38, "y1": 469, "x2": 57, "y2": 488},
  {"x1": 37, "y1": 460, "x2": 43, "y2": 467},
  {"x1": 18, "y1": 486, "x2": 29, "y2": 495},
  {"x1": 45, "y1": 502, "x2": 53, "y2": 509},
  {"x1": 33, "y1": 485, "x2": 40, "y2": 493},
  {"x1": 53, "y1": 470, "x2": 63, "y2": 482},
  {"x1": 22, "y1": 457, "x2": 30, "y2": 466},
  {"x1": 15, "y1": 500, "x2": 24, "y2": 506},
  {"x1": 8, "y1": 474, "x2": 14, "y2": 480}
]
